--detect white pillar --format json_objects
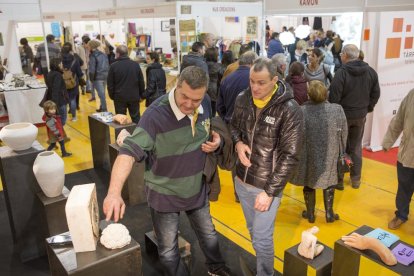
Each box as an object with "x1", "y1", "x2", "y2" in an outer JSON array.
[{"x1": 3, "y1": 21, "x2": 23, "y2": 74}]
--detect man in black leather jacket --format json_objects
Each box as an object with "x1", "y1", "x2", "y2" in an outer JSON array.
[{"x1": 230, "y1": 57, "x2": 303, "y2": 276}]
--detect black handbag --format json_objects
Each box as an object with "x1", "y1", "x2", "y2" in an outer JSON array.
[{"x1": 337, "y1": 128, "x2": 353, "y2": 174}]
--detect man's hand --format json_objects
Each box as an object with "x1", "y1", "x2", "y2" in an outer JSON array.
[
  {"x1": 103, "y1": 193, "x2": 126, "y2": 222},
  {"x1": 236, "y1": 141, "x2": 252, "y2": 167},
  {"x1": 201, "y1": 130, "x2": 221, "y2": 153},
  {"x1": 254, "y1": 191, "x2": 273, "y2": 212}
]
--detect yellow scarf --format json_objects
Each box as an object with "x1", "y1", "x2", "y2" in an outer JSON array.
[
  {"x1": 253, "y1": 84, "x2": 278, "y2": 109},
  {"x1": 191, "y1": 109, "x2": 199, "y2": 137}
]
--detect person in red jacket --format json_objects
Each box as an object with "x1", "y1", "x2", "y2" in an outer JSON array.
[{"x1": 42, "y1": 100, "x2": 72, "y2": 157}]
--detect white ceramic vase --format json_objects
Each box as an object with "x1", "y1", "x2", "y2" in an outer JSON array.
[
  {"x1": 0, "y1": 122, "x2": 38, "y2": 151},
  {"x1": 33, "y1": 151, "x2": 65, "y2": 197}
]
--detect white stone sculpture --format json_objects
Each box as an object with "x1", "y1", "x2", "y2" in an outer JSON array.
[
  {"x1": 298, "y1": 226, "x2": 324, "y2": 259},
  {"x1": 33, "y1": 151, "x2": 64, "y2": 197},
  {"x1": 65, "y1": 183, "x2": 99, "y2": 252},
  {"x1": 0, "y1": 122, "x2": 38, "y2": 151},
  {"x1": 100, "y1": 223, "x2": 131, "y2": 249}
]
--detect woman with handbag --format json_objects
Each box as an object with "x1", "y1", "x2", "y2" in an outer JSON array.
[
  {"x1": 144, "y1": 52, "x2": 166, "y2": 107},
  {"x1": 62, "y1": 42, "x2": 83, "y2": 122},
  {"x1": 290, "y1": 80, "x2": 347, "y2": 223},
  {"x1": 46, "y1": 58, "x2": 69, "y2": 126}
]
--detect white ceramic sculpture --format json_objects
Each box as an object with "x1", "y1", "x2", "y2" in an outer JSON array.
[
  {"x1": 0, "y1": 122, "x2": 38, "y2": 151},
  {"x1": 298, "y1": 226, "x2": 324, "y2": 259},
  {"x1": 100, "y1": 223, "x2": 131, "y2": 249},
  {"x1": 65, "y1": 183, "x2": 99, "y2": 252},
  {"x1": 33, "y1": 151, "x2": 65, "y2": 197}
]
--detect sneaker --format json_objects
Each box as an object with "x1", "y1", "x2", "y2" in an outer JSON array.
[
  {"x1": 62, "y1": 152, "x2": 72, "y2": 158},
  {"x1": 88, "y1": 98, "x2": 96, "y2": 102},
  {"x1": 351, "y1": 180, "x2": 361, "y2": 189},
  {"x1": 335, "y1": 182, "x2": 344, "y2": 191},
  {"x1": 71, "y1": 117, "x2": 77, "y2": 122},
  {"x1": 388, "y1": 216, "x2": 405, "y2": 230},
  {"x1": 208, "y1": 266, "x2": 232, "y2": 276}
]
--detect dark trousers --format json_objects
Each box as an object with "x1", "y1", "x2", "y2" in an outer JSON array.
[
  {"x1": 339, "y1": 117, "x2": 366, "y2": 184},
  {"x1": 41, "y1": 67, "x2": 49, "y2": 80},
  {"x1": 47, "y1": 140, "x2": 67, "y2": 155},
  {"x1": 150, "y1": 202, "x2": 225, "y2": 276},
  {"x1": 395, "y1": 162, "x2": 414, "y2": 221},
  {"x1": 114, "y1": 101, "x2": 140, "y2": 124}
]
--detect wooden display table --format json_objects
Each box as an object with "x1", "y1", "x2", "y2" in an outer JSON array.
[
  {"x1": 36, "y1": 186, "x2": 70, "y2": 237},
  {"x1": 0, "y1": 141, "x2": 46, "y2": 261},
  {"x1": 332, "y1": 225, "x2": 414, "y2": 275},
  {"x1": 46, "y1": 234, "x2": 142, "y2": 276},
  {"x1": 88, "y1": 115, "x2": 136, "y2": 171},
  {"x1": 284, "y1": 241, "x2": 333, "y2": 276}
]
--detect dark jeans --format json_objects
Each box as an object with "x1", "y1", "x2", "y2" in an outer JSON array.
[
  {"x1": 114, "y1": 101, "x2": 140, "y2": 124},
  {"x1": 395, "y1": 162, "x2": 414, "y2": 221},
  {"x1": 150, "y1": 201, "x2": 225, "y2": 276},
  {"x1": 68, "y1": 86, "x2": 79, "y2": 118},
  {"x1": 339, "y1": 117, "x2": 366, "y2": 184},
  {"x1": 47, "y1": 140, "x2": 67, "y2": 155}
]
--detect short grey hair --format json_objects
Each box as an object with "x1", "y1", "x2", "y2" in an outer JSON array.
[
  {"x1": 342, "y1": 44, "x2": 359, "y2": 61},
  {"x1": 271, "y1": 53, "x2": 288, "y2": 71},
  {"x1": 238, "y1": 51, "x2": 258, "y2": 66},
  {"x1": 116, "y1": 45, "x2": 128, "y2": 57},
  {"x1": 252, "y1": 57, "x2": 278, "y2": 79},
  {"x1": 177, "y1": 66, "x2": 209, "y2": 90}
]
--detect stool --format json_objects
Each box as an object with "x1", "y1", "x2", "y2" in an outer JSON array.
[
  {"x1": 46, "y1": 233, "x2": 142, "y2": 276},
  {"x1": 284, "y1": 242, "x2": 333, "y2": 276},
  {"x1": 36, "y1": 186, "x2": 70, "y2": 237},
  {"x1": 145, "y1": 231, "x2": 192, "y2": 270}
]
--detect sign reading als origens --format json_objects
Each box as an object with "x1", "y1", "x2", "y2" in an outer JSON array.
[
  {"x1": 177, "y1": 1, "x2": 262, "y2": 17},
  {"x1": 370, "y1": 11, "x2": 414, "y2": 151}
]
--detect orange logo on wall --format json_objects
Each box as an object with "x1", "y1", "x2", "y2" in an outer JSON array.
[{"x1": 386, "y1": 18, "x2": 413, "y2": 59}]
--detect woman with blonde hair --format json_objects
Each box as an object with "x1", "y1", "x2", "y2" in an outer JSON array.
[{"x1": 290, "y1": 80, "x2": 347, "y2": 223}]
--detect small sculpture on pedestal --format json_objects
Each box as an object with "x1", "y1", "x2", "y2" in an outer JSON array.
[
  {"x1": 342, "y1": 232, "x2": 397, "y2": 266},
  {"x1": 113, "y1": 114, "x2": 132, "y2": 125},
  {"x1": 65, "y1": 183, "x2": 99, "y2": 252},
  {"x1": 100, "y1": 223, "x2": 131, "y2": 249},
  {"x1": 298, "y1": 226, "x2": 324, "y2": 259}
]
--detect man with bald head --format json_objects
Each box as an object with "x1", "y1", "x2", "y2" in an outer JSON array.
[
  {"x1": 329, "y1": 44, "x2": 380, "y2": 190},
  {"x1": 107, "y1": 45, "x2": 145, "y2": 123}
]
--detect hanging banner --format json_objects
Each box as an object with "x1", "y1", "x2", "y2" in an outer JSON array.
[{"x1": 369, "y1": 11, "x2": 414, "y2": 151}]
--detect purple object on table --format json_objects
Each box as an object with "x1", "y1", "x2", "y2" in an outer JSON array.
[{"x1": 392, "y1": 243, "x2": 414, "y2": 266}]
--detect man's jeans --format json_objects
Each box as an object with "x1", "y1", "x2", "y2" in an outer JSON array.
[
  {"x1": 150, "y1": 201, "x2": 225, "y2": 276},
  {"x1": 58, "y1": 104, "x2": 67, "y2": 126},
  {"x1": 395, "y1": 162, "x2": 414, "y2": 221},
  {"x1": 235, "y1": 177, "x2": 281, "y2": 276},
  {"x1": 92, "y1": 80, "x2": 107, "y2": 111},
  {"x1": 339, "y1": 117, "x2": 366, "y2": 184}
]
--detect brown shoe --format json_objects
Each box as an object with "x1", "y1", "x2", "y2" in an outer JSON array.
[{"x1": 388, "y1": 216, "x2": 405, "y2": 230}]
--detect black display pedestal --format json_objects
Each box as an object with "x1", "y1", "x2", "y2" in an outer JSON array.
[
  {"x1": 284, "y1": 242, "x2": 333, "y2": 276},
  {"x1": 46, "y1": 234, "x2": 142, "y2": 276},
  {"x1": 88, "y1": 115, "x2": 136, "y2": 171},
  {"x1": 145, "y1": 231, "x2": 192, "y2": 270},
  {"x1": 108, "y1": 143, "x2": 146, "y2": 206},
  {"x1": 36, "y1": 186, "x2": 70, "y2": 237},
  {"x1": 332, "y1": 225, "x2": 414, "y2": 276},
  {"x1": 0, "y1": 141, "x2": 45, "y2": 262}
]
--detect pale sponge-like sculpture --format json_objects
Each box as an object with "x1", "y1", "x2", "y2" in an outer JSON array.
[
  {"x1": 113, "y1": 114, "x2": 132, "y2": 125},
  {"x1": 298, "y1": 226, "x2": 324, "y2": 259},
  {"x1": 342, "y1": 232, "x2": 397, "y2": 266},
  {"x1": 100, "y1": 223, "x2": 132, "y2": 249}
]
